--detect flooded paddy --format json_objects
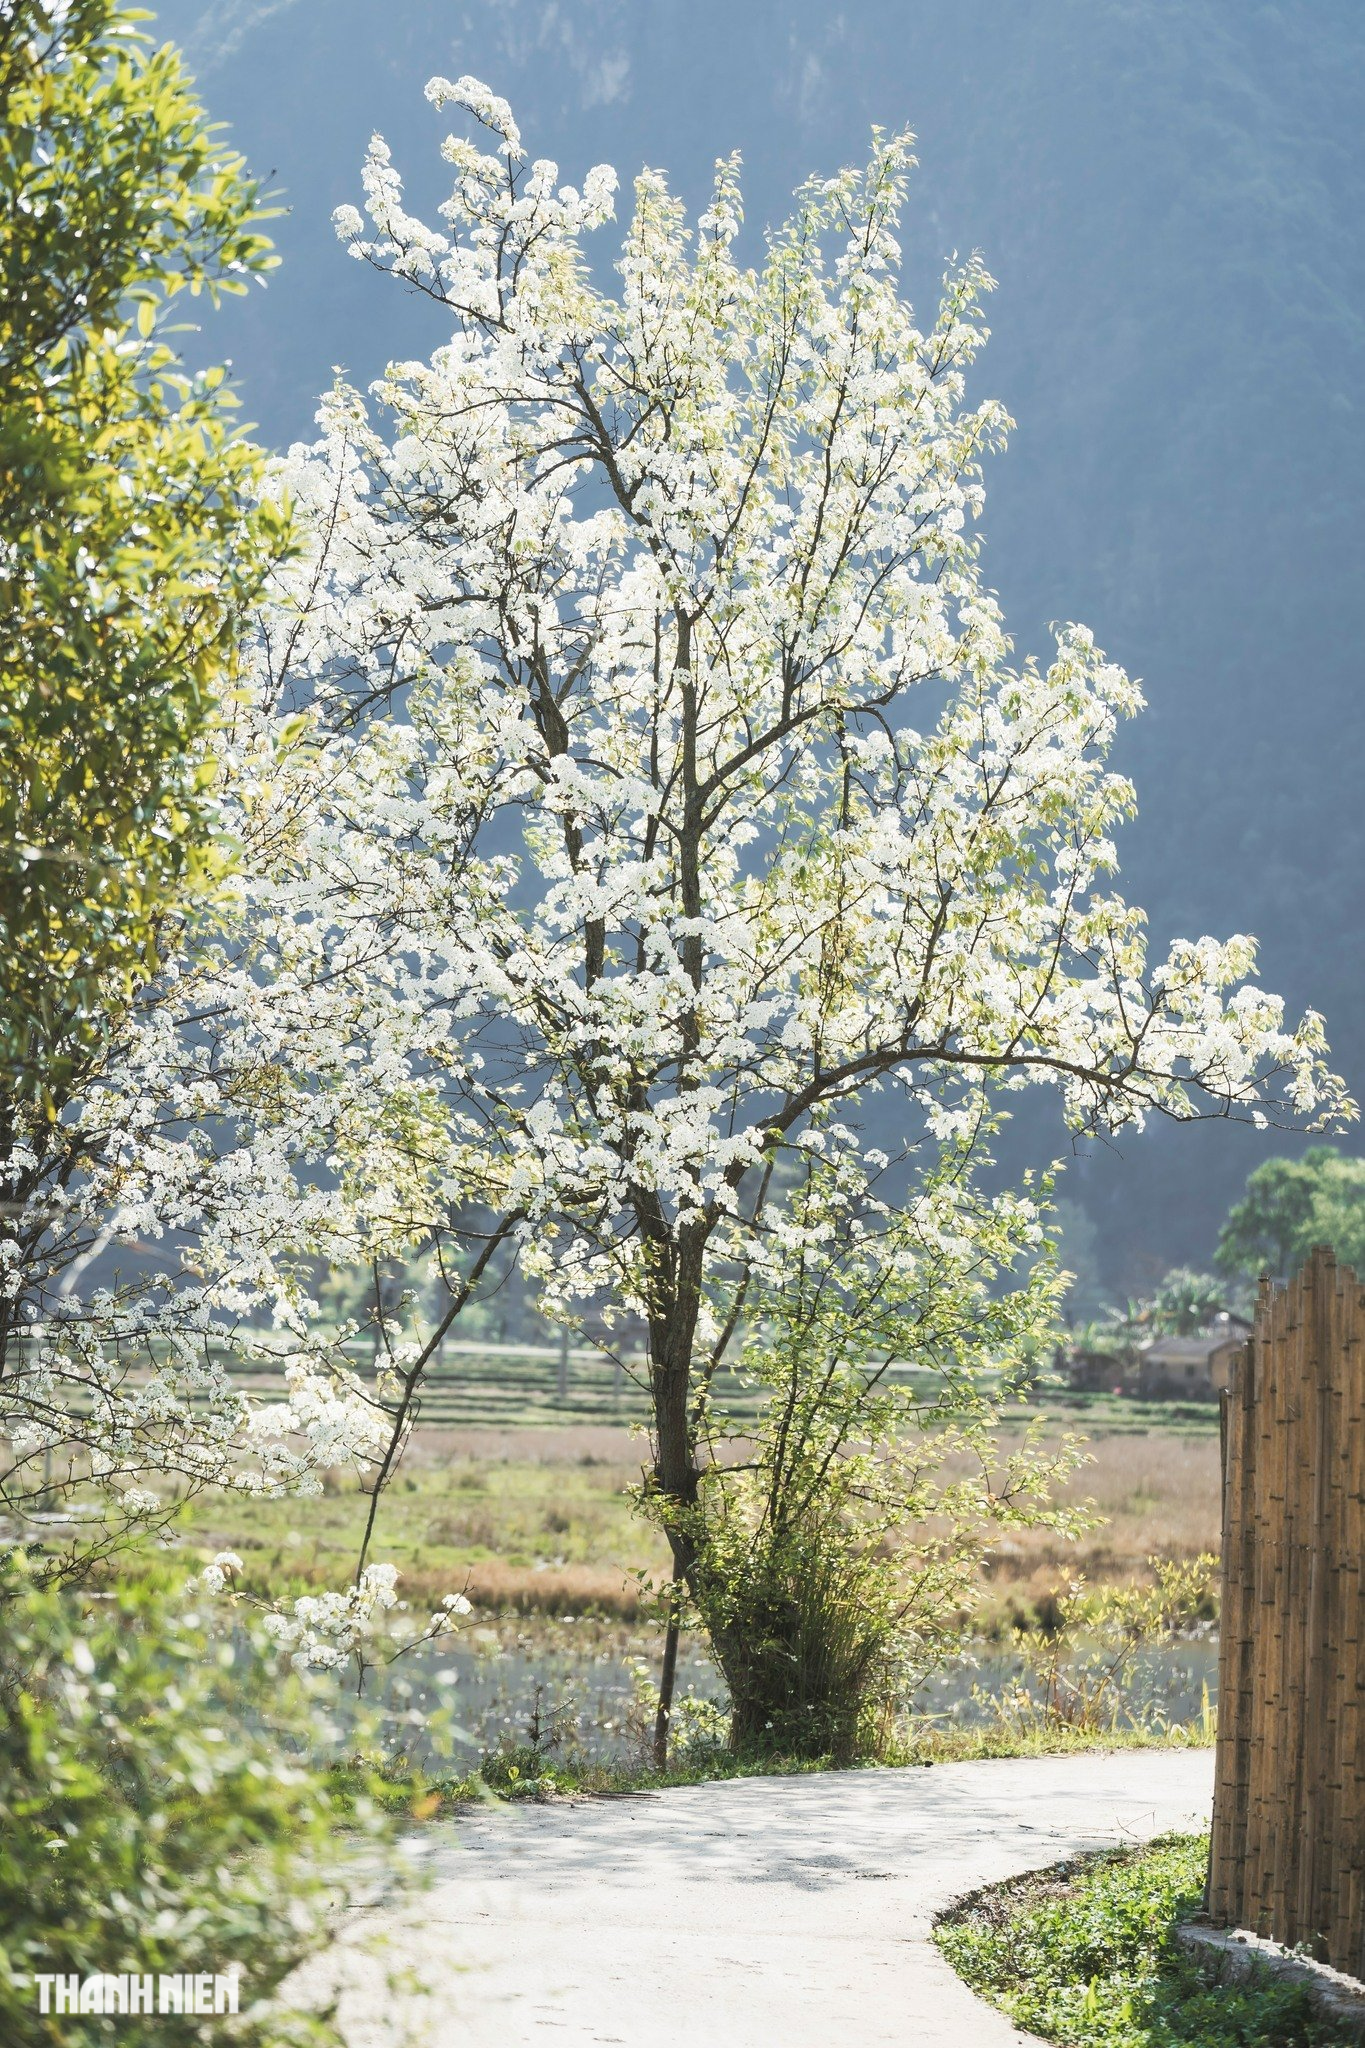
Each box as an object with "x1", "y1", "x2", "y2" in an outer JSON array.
[{"x1": 340, "y1": 1616, "x2": 1221, "y2": 1769}]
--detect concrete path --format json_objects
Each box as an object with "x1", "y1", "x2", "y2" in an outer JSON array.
[{"x1": 322, "y1": 1749, "x2": 1213, "y2": 2047}]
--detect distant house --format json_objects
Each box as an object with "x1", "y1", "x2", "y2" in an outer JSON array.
[
  {"x1": 1061, "y1": 1344, "x2": 1130, "y2": 1394},
  {"x1": 1061, "y1": 1309, "x2": 1251, "y2": 1399},
  {"x1": 1137, "y1": 1312, "x2": 1251, "y2": 1399}
]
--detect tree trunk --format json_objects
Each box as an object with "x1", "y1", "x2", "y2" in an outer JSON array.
[{"x1": 653, "y1": 1591, "x2": 682, "y2": 1769}]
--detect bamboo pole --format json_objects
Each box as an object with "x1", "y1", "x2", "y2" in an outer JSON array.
[
  {"x1": 1320, "y1": 1254, "x2": 1347, "y2": 1954},
  {"x1": 1208, "y1": 1252, "x2": 1365, "y2": 1973},
  {"x1": 1255, "y1": 1273, "x2": 1292, "y2": 1932},
  {"x1": 1299, "y1": 1247, "x2": 1335, "y2": 1949},
  {"x1": 1341, "y1": 1277, "x2": 1365, "y2": 1975},
  {"x1": 1209, "y1": 1322, "x2": 1255, "y2": 1922}
]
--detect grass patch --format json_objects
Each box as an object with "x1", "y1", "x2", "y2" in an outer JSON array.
[
  {"x1": 171, "y1": 1437, "x2": 664, "y2": 1615},
  {"x1": 896, "y1": 1723, "x2": 1212, "y2": 1766},
  {"x1": 327, "y1": 1723, "x2": 1214, "y2": 1832},
  {"x1": 327, "y1": 1740, "x2": 841, "y2": 1818},
  {"x1": 935, "y1": 1833, "x2": 1353, "y2": 2047}
]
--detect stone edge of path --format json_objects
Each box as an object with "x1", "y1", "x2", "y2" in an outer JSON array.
[{"x1": 1176, "y1": 1922, "x2": 1365, "y2": 2043}]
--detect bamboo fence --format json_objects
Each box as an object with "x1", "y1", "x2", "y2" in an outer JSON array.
[{"x1": 1208, "y1": 1244, "x2": 1365, "y2": 1971}]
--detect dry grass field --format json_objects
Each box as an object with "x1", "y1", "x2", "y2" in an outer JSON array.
[
  {"x1": 982, "y1": 1431, "x2": 1221, "y2": 1628},
  {"x1": 183, "y1": 1419, "x2": 1222, "y2": 1632}
]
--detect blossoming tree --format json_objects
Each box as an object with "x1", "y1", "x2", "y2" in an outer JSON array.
[
  {"x1": 241, "y1": 80, "x2": 1345, "y2": 1707},
  {"x1": 3, "y1": 75, "x2": 1349, "y2": 1706}
]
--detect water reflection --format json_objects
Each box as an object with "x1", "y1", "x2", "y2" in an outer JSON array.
[{"x1": 332, "y1": 1618, "x2": 1220, "y2": 1768}]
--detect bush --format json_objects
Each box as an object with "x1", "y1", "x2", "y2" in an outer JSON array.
[
  {"x1": 644, "y1": 1150, "x2": 1087, "y2": 1769},
  {"x1": 979, "y1": 1557, "x2": 1218, "y2": 1740},
  {"x1": 0, "y1": 1554, "x2": 361, "y2": 2046},
  {"x1": 690, "y1": 1492, "x2": 906, "y2": 1765}
]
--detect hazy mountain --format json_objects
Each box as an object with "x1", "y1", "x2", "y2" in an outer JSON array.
[{"x1": 150, "y1": 0, "x2": 1365, "y2": 1291}]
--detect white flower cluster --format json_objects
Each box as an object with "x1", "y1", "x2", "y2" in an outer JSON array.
[
  {"x1": 200, "y1": 1550, "x2": 243, "y2": 1594},
  {"x1": 260, "y1": 1561, "x2": 400, "y2": 1669}
]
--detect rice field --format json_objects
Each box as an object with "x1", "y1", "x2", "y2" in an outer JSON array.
[
  {"x1": 142, "y1": 1411, "x2": 1224, "y2": 1765},
  {"x1": 181, "y1": 1418, "x2": 1222, "y2": 1626}
]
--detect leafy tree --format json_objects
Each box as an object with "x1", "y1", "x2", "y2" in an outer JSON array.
[
  {"x1": 0, "y1": 4, "x2": 327, "y2": 1613},
  {"x1": 0, "y1": 0, "x2": 284, "y2": 1119},
  {"x1": 1147, "y1": 1266, "x2": 1230, "y2": 1335},
  {"x1": 1216, "y1": 1146, "x2": 1365, "y2": 1281}
]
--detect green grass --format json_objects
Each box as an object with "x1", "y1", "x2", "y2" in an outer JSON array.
[
  {"x1": 90, "y1": 1335, "x2": 946, "y2": 1430},
  {"x1": 327, "y1": 1724, "x2": 1215, "y2": 1831},
  {"x1": 167, "y1": 1417, "x2": 1217, "y2": 1615},
  {"x1": 327, "y1": 1739, "x2": 844, "y2": 1820},
  {"x1": 171, "y1": 1449, "x2": 664, "y2": 1612},
  {"x1": 36, "y1": 1321, "x2": 1221, "y2": 1434},
  {"x1": 894, "y1": 1722, "x2": 1213, "y2": 1766},
  {"x1": 936, "y1": 1834, "x2": 1353, "y2": 2047},
  {"x1": 1015, "y1": 1390, "x2": 1222, "y2": 1439}
]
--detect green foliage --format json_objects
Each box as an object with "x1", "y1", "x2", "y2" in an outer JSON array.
[
  {"x1": 0, "y1": 0, "x2": 286, "y2": 1113},
  {"x1": 0, "y1": 1553, "x2": 355, "y2": 2046},
  {"x1": 1215, "y1": 1148, "x2": 1365, "y2": 1283},
  {"x1": 1069, "y1": 1268, "x2": 1237, "y2": 1374},
  {"x1": 477, "y1": 1745, "x2": 561, "y2": 1798},
  {"x1": 978, "y1": 1557, "x2": 1218, "y2": 1741},
  {"x1": 689, "y1": 1490, "x2": 911, "y2": 1765},
  {"x1": 656, "y1": 1148, "x2": 1089, "y2": 1764},
  {"x1": 936, "y1": 1834, "x2": 1353, "y2": 2047},
  {"x1": 1147, "y1": 1269, "x2": 1231, "y2": 1336}
]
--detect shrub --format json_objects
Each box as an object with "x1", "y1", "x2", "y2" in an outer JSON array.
[
  {"x1": 980, "y1": 1557, "x2": 1218, "y2": 1740},
  {"x1": 690, "y1": 1488, "x2": 907, "y2": 1765},
  {"x1": 0, "y1": 1554, "x2": 362, "y2": 2046},
  {"x1": 635, "y1": 1146, "x2": 1091, "y2": 1767}
]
